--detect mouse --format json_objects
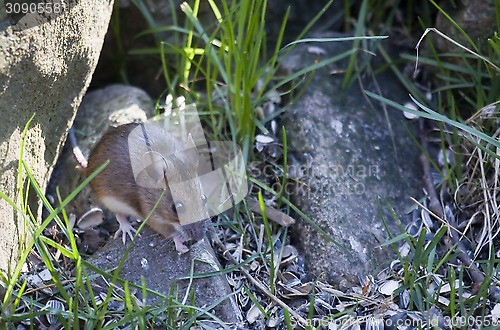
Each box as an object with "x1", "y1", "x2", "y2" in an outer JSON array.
[{"x1": 72, "y1": 122, "x2": 208, "y2": 253}]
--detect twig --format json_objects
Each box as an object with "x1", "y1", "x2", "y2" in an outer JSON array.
[
  {"x1": 415, "y1": 28, "x2": 500, "y2": 76},
  {"x1": 419, "y1": 153, "x2": 444, "y2": 219},
  {"x1": 418, "y1": 121, "x2": 489, "y2": 290},
  {"x1": 214, "y1": 239, "x2": 308, "y2": 327},
  {"x1": 248, "y1": 200, "x2": 296, "y2": 227}
]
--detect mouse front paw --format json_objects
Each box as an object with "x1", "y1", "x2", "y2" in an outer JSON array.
[
  {"x1": 115, "y1": 214, "x2": 138, "y2": 244},
  {"x1": 173, "y1": 233, "x2": 189, "y2": 254}
]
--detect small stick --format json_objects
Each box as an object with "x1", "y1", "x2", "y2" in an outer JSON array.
[
  {"x1": 248, "y1": 200, "x2": 296, "y2": 227},
  {"x1": 418, "y1": 121, "x2": 493, "y2": 293},
  {"x1": 213, "y1": 239, "x2": 308, "y2": 327}
]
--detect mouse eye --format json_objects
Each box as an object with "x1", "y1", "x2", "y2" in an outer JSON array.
[
  {"x1": 172, "y1": 202, "x2": 185, "y2": 214},
  {"x1": 201, "y1": 194, "x2": 207, "y2": 204}
]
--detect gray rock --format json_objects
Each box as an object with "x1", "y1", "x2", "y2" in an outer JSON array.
[
  {"x1": 280, "y1": 34, "x2": 422, "y2": 289},
  {"x1": 73, "y1": 84, "x2": 155, "y2": 149},
  {"x1": 88, "y1": 227, "x2": 242, "y2": 324},
  {"x1": 435, "y1": 0, "x2": 496, "y2": 53},
  {"x1": 0, "y1": 0, "x2": 114, "y2": 294}
]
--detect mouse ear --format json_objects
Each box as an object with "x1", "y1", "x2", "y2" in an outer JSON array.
[
  {"x1": 142, "y1": 151, "x2": 167, "y2": 184},
  {"x1": 185, "y1": 133, "x2": 196, "y2": 148},
  {"x1": 184, "y1": 133, "x2": 200, "y2": 167}
]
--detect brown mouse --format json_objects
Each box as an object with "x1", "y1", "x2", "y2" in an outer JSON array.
[{"x1": 81, "y1": 122, "x2": 207, "y2": 253}]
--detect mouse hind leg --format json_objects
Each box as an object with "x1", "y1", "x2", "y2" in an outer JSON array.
[
  {"x1": 99, "y1": 196, "x2": 140, "y2": 244},
  {"x1": 114, "y1": 213, "x2": 138, "y2": 244}
]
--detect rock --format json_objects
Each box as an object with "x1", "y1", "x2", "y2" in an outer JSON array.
[
  {"x1": 88, "y1": 227, "x2": 242, "y2": 324},
  {"x1": 280, "y1": 33, "x2": 422, "y2": 289},
  {"x1": 73, "y1": 84, "x2": 155, "y2": 147},
  {"x1": 0, "y1": 0, "x2": 113, "y2": 293},
  {"x1": 435, "y1": 0, "x2": 496, "y2": 53}
]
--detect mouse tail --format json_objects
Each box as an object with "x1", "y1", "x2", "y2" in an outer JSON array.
[{"x1": 68, "y1": 128, "x2": 88, "y2": 169}]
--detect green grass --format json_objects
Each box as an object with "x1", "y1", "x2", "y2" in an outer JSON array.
[{"x1": 132, "y1": 0, "x2": 388, "y2": 160}]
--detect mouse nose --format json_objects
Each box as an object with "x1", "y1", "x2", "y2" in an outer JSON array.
[{"x1": 183, "y1": 221, "x2": 206, "y2": 242}]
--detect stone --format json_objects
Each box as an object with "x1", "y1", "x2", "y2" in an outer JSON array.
[
  {"x1": 88, "y1": 227, "x2": 242, "y2": 324},
  {"x1": 0, "y1": 0, "x2": 114, "y2": 294},
  {"x1": 435, "y1": 0, "x2": 496, "y2": 54},
  {"x1": 280, "y1": 33, "x2": 422, "y2": 289}
]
